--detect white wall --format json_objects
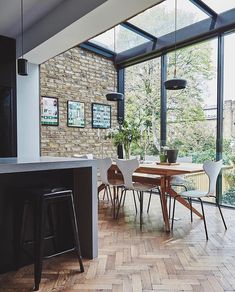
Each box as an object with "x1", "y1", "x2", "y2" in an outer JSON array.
[{"x1": 17, "y1": 62, "x2": 40, "y2": 158}]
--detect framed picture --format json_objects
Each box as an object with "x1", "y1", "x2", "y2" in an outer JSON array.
[
  {"x1": 41, "y1": 96, "x2": 59, "y2": 126},
  {"x1": 92, "y1": 103, "x2": 111, "y2": 129},
  {"x1": 67, "y1": 100, "x2": 85, "y2": 128}
]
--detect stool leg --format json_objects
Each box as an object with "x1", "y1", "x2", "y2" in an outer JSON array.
[
  {"x1": 34, "y1": 199, "x2": 46, "y2": 291},
  {"x1": 68, "y1": 194, "x2": 84, "y2": 273},
  {"x1": 47, "y1": 203, "x2": 57, "y2": 253}
]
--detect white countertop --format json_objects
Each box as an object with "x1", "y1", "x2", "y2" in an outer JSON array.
[{"x1": 0, "y1": 156, "x2": 96, "y2": 174}]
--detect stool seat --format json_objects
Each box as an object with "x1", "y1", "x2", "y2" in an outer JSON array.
[{"x1": 14, "y1": 186, "x2": 84, "y2": 291}]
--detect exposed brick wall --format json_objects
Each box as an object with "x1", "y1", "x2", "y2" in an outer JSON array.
[{"x1": 40, "y1": 47, "x2": 117, "y2": 158}]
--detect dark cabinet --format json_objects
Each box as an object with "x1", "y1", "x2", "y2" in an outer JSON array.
[{"x1": 0, "y1": 35, "x2": 17, "y2": 157}]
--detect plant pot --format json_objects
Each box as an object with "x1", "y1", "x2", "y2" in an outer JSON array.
[{"x1": 166, "y1": 149, "x2": 178, "y2": 163}]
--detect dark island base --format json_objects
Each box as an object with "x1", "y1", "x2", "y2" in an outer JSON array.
[{"x1": 0, "y1": 167, "x2": 97, "y2": 274}]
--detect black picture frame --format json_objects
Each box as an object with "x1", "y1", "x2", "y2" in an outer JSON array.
[
  {"x1": 92, "y1": 103, "x2": 111, "y2": 129},
  {"x1": 67, "y1": 100, "x2": 85, "y2": 128},
  {"x1": 41, "y1": 96, "x2": 59, "y2": 126}
]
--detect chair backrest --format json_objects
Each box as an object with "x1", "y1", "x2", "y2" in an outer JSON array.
[
  {"x1": 116, "y1": 158, "x2": 139, "y2": 189},
  {"x1": 203, "y1": 160, "x2": 223, "y2": 195},
  {"x1": 97, "y1": 157, "x2": 112, "y2": 185}
]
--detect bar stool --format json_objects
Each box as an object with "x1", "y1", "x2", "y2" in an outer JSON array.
[{"x1": 14, "y1": 187, "x2": 84, "y2": 291}]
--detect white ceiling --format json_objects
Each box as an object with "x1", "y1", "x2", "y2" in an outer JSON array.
[
  {"x1": 0, "y1": 0, "x2": 163, "y2": 64},
  {"x1": 0, "y1": 0, "x2": 65, "y2": 37}
]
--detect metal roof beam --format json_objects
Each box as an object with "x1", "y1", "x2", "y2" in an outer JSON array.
[
  {"x1": 115, "y1": 8, "x2": 235, "y2": 68},
  {"x1": 189, "y1": 0, "x2": 217, "y2": 19},
  {"x1": 79, "y1": 42, "x2": 115, "y2": 59},
  {"x1": 121, "y1": 22, "x2": 158, "y2": 42}
]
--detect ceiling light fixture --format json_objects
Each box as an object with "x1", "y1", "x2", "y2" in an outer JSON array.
[
  {"x1": 164, "y1": 0, "x2": 186, "y2": 90},
  {"x1": 106, "y1": 27, "x2": 124, "y2": 101},
  {"x1": 17, "y1": 0, "x2": 28, "y2": 76}
]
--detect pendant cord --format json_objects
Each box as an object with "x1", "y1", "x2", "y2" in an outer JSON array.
[
  {"x1": 174, "y1": 0, "x2": 177, "y2": 78},
  {"x1": 21, "y1": 0, "x2": 24, "y2": 58},
  {"x1": 113, "y1": 27, "x2": 116, "y2": 90}
]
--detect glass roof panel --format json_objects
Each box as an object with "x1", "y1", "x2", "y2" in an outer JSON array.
[
  {"x1": 202, "y1": 0, "x2": 235, "y2": 13},
  {"x1": 129, "y1": 0, "x2": 208, "y2": 37},
  {"x1": 89, "y1": 25, "x2": 148, "y2": 53}
]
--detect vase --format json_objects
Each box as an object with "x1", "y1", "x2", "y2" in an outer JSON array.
[{"x1": 166, "y1": 149, "x2": 178, "y2": 163}]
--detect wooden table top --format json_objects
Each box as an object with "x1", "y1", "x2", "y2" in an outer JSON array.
[{"x1": 111, "y1": 162, "x2": 204, "y2": 177}]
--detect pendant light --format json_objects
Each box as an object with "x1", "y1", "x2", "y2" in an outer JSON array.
[
  {"x1": 164, "y1": 0, "x2": 186, "y2": 90},
  {"x1": 106, "y1": 27, "x2": 124, "y2": 101},
  {"x1": 17, "y1": 0, "x2": 28, "y2": 76}
]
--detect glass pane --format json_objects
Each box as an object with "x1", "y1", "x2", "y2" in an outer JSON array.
[
  {"x1": 166, "y1": 39, "x2": 218, "y2": 199},
  {"x1": 203, "y1": 0, "x2": 235, "y2": 13},
  {"x1": 125, "y1": 58, "x2": 161, "y2": 160},
  {"x1": 222, "y1": 32, "x2": 235, "y2": 207},
  {"x1": 89, "y1": 25, "x2": 148, "y2": 53},
  {"x1": 129, "y1": 0, "x2": 208, "y2": 37}
]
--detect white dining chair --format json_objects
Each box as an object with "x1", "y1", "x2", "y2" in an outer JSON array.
[
  {"x1": 116, "y1": 158, "x2": 159, "y2": 228},
  {"x1": 171, "y1": 159, "x2": 227, "y2": 240},
  {"x1": 97, "y1": 157, "x2": 123, "y2": 208}
]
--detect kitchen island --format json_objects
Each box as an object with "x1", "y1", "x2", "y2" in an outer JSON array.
[{"x1": 0, "y1": 156, "x2": 98, "y2": 274}]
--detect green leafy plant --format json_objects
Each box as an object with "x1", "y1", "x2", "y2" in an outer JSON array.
[{"x1": 106, "y1": 121, "x2": 140, "y2": 159}]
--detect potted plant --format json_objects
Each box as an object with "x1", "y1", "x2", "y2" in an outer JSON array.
[
  {"x1": 106, "y1": 121, "x2": 140, "y2": 159},
  {"x1": 165, "y1": 140, "x2": 182, "y2": 163}
]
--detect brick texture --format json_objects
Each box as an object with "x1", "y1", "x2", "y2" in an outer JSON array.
[{"x1": 40, "y1": 47, "x2": 117, "y2": 158}]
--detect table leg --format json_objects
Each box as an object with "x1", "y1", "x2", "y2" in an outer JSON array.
[{"x1": 160, "y1": 177, "x2": 170, "y2": 232}]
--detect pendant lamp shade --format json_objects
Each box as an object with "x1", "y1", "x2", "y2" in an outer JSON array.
[
  {"x1": 17, "y1": 0, "x2": 28, "y2": 76},
  {"x1": 164, "y1": 78, "x2": 187, "y2": 90},
  {"x1": 106, "y1": 92, "x2": 124, "y2": 101},
  {"x1": 17, "y1": 58, "x2": 28, "y2": 76},
  {"x1": 106, "y1": 28, "x2": 124, "y2": 101},
  {"x1": 164, "y1": 0, "x2": 186, "y2": 90}
]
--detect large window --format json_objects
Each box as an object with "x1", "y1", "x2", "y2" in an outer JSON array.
[
  {"x1": 125, "y1": 58, "x2": 161, "y2": 158},
  {"x1": 167, "y1": 39, "x2": 218, "y2": 162},
  {"x1": 222, "y1": 32, "x2": 235, "y2": 206},
  {"x1": 166, "y1": 39, "x2": 217, "y2": 194}
]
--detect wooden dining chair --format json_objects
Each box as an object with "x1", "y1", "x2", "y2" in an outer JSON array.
[{"x1": 171, "y1": 159, "x2": 227, "y2": 240}]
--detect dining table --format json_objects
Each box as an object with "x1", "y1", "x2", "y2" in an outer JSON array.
[{"x1": 107, "y1": 162, "x2": 204, "y2": 232}]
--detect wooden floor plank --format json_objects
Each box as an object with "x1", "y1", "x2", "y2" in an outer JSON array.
[{"x1": 0, "y1": 194, "x2": 234, "y2": 291}]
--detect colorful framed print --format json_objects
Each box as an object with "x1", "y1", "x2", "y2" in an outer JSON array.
[
  {"x1": 67, "y1": 100, "x2": 85, "y2": 128},
  {"x1": 92, "y1": 103, "x2": 111, "y2": 129},
  {"x1": 41, "y1": 96, "x2": 59, "y2": 126}
]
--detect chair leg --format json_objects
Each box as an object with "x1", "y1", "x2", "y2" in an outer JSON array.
[
  {"x1": 116, "y1": 189, "x2": 125, "y2": 219},
  {"x1": 34, "y1": 198, "x2": 46, "y2": 291},
  {"x1": 68, "y1": 194, "x2": 84, "y2": 273},
  {"x1": 198, "y1": 198, "x2": 208, "y2": 240},
  {"x1": 122, "y1": 190, "x2": 126, "y2": 206},
  {"x1": 132, "y1": 190, "x2": 138, "y2": 214},
  {"x1": 168, "y1": 196, "x2": 172, "y2": 219},
  {"x1": 214, "y1": 196, "x2": 227, "y2": 230},
  {"x1": 171, "y1": 196, "x2": 178, "y2": 230},
  {"x1": 107, "y1": 186, "x2": 113, "y2": 205},
  {"x1": 102, "y1": 187, "x2": 106, "y2": 200},
  {"x1": 139, "y1": 191, "x2": 143, "y2": 230},
  {"x1": 189, "y1": 198, "x2": 193, "y2": 222},
  {"x1": 147, "y1": 191, "x2": 152, "y2": 213}
]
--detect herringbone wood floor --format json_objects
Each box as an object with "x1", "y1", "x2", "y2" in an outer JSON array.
[{"x1": 0, "y1": 192, "x2": 235, "y2": 292}]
